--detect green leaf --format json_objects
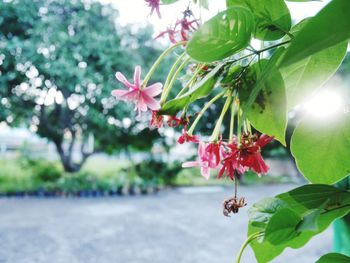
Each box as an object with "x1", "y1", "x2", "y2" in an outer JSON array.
[
  {"x1": 242, "y1": 59, "x2": 287, "y2": 145},
  {"x1": 296, "y1": 200, "x2": 329, "y2": 232},
  {"x1": 286, "y1": 0, "x2": 321, "y2": 2},
  {"x1": 280, "y1": 20, "x2": 347, "y2": 110},
  {"x1": 161, "y1": 0, "x2": 179, "y2": 4},
  {"x1": 249, "y1": 184, "x2": 350, "y2": 263},
  {"x1": 248, "y1": 197, "x2": 288, "y2": 228},
  {"x1": 227, "y1": 0, "x2": 291, "y2": 40},
  {"x1": 291, "y1": 115, "x2": 350, "y2": 184},
  {"x1": 158, "y1": 64, "x2": 224, "y2": 115},
  {"x1": 186, "y1": 7, "x2": 254, "y2": 62},
  {"x1": 265, "y1": 208, "x2": 301, "y2": 245},
  {"x1": 316, "y1": 253, "x2": 350, "y2": 263},
  {"x1": 281, "y1": 0, "x2": 350, "y2": 66}
]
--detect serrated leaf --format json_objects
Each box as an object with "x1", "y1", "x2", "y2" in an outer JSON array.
[
  {"x1": 227, "y1": 0, "x2": 291, "y2": 40},
  {"x1": 280, "y1": 20, "x2": 347, "y2": 110},
  {"x1": 186, "y1": 7, "x2": 254, "y2": 62},
  {"x1": 291, "y1": 114, "x2": 350, "y2": 184},
  {"x1": 158, "y1": 63, "x2": 224, "y2": 115},
  {"x1": 281, "y1": 0, "x2": 350, "y2": 66}
]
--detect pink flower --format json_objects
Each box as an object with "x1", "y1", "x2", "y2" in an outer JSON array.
[
  {"x1": 205, "y1": 142, "x2": 221, "y2": 167},
  {"x1": 150, "y1": 110, "x2": 164, "y2": 128},
  {"x1": 182, "y1": 142, "x2": 218, "y2": 180},
  {"x1": 177, "y1": 129, "x2": 199, "y2": 144},
  {"x1": 145, "y1": 0, "x2": 161, "y2": 18},
  {"x1": 155, "y1": 27, "x2": 178, "y2": 44},
  {"x1": 111, "y1": 66, "x2": 162, "y2": 116}
]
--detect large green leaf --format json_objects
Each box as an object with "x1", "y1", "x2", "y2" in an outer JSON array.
[
  {"x1": 242, "y1": 59, "x2": 287, "y2": 145},
  {"x1": 227, "y1": 0, "x2": 291, "y2": 40},
  {"x1": 291, "y1": 115, "x2": 350, "y2": 184},
  {"x1": 248, "y1": 185, "x2": 350, "y2": 263},
  {"x1": 316, "y1": 253, "x2": 350, "y2": 263},
  {"x1": 280, "y1": 20, "x2": 347, "y2": 110},
  {"x1": 186, "y1": 7, "x2": 254, "y2": 62},
  {"x1": 281, "y1": 0, "x2": 350, "y2": 66},
  {"x1": 264, "y1": 208, "x2": 301, "y2": 245},
  {"x1": 158, "y1": 64, "x2": 224, "y2": 115}
]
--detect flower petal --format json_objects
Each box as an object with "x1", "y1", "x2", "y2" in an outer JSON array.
[
  {"x1": 134, "y1": 66, "x2": 142, "y2": 88},
  {"x1": 200, "y1": 167, "x2": 210, "y2": 180},
  {"x1": 142, "y1": 93, "x2": 160, "y2": 110},
  {"x1": 182, "y1": 161, "x2": 200, "y2": 168},
  {"x1": 111, "y1": 89, "x2": 138, "y2": 101},
  {"x1": 115, "y1": 72, "x2": 134, "y2": 89},
  {"x1": 143, "y1": 83, "x2": 163, "y2": 97}
]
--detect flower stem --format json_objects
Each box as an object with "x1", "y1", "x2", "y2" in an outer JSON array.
[
  {"x1": 211, "y1": 89, "x2": 234, "y2": 142},
  {"x1": 187, "y1": 90, "x2": 225, "y2": 135},
  {"x1": 236, "y1": 99, "x2": 241, "y2": 144},
  {"x1": 229, "y1": 96, "x2": 237, "y2": 143},
  {"x1": 142, "y1": 41, "x2": 186, "y2": 87},
  {"x1": 176, "y1": 64, "x2": 205, "y2": 98},
  {"x1": 160, "y1": 56, "x2": 191, "y2": 105},
  {"x1": 235, "y1": 232, "x2": 264, "y2": 263}
]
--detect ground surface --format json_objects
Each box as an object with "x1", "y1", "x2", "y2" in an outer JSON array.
[{"x1": 0, "y1": 184, "x2": 332, "y2": 263}]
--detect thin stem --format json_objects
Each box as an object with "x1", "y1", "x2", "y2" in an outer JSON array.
[
  {"x1": 234, "y1": 173, "x2": 238, "y2": 198},
  {"x1": 225, "y1": 40, "x2": 290, "y2": 66},
  {"x1": 142, "y1": 41, "x2": 186, "y2": 87},
  {"x1": 160, "y1": 56, "x2": 191, "y2": 104},
  {"x1": 211, "y1": 89, "x2": 234, "y2": 142},
  {"x1": 236, "y1": 99, "x2": 241, "y2": 145},
  {"x1": 164, "y1": 53, "x2": 186, "y2": 89},
  {"x1": 229, "y1": 97, "x2": 236, "y2": 143},
  {"x1": 187, "y1": 90, "x2": 225, "y2": 135},
  {"x1": 235, "y1": 232, "x2": 264, "y2": 263},
  {"x1": 176, "y1": 64, "x2": 204, "y2": 98}
]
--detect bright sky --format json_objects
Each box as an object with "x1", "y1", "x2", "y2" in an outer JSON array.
[{"x1": 102, "y1": 0, "x2": 331, "y2": 35}]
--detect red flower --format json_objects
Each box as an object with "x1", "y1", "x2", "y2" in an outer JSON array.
[
  {"x1": 218, "y1": 134, "x2": 273, "y2": 179},
  {"x1": 218, "y1": 141, "x2": 246, "y2": 180},
  {"x1": 166, "y1": 115, "x2": 182, "y2": 127},
  {"x1": 150, "y1": 110, "x2": 164, "y2": 128},
  {"x1": 145, "y1": 0, "x2": 161, "y2": 18},
  {"x1": 155, "y1": 27, "x2": 178, "y2": 44},
  {"x1": 239, "y1": 134, "x2": 273, "y2": 176},
  {"x1": 176, "y1": 18, "x2": 198, "y2": 41},
  {"x1": 205, "y1": 142, "x2": 221, "y2": 167},
  {"x1": 177, "y1": 129, "x2": 199, "y2": 144}
]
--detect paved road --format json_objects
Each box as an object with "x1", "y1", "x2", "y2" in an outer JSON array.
[{"x1": 0, "y1": 184, "x2": 332, "y2": 263}]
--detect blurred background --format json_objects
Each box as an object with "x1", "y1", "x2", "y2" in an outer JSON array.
[{"x1": 0, "y1": 0, "x2": 349, "y2": 262}]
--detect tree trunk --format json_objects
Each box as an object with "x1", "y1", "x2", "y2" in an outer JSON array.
[{"x1": 54, "y1": 135, "x2": 92, "y2": 173}]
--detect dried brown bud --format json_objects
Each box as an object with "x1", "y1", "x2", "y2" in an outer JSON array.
[{"x1": 222, "y1": 196, "x2": 247, "y2": 216}]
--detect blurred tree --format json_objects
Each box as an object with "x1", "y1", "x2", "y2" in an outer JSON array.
[{"x1": 0, "y1": 0, "x2": 171, "y2": 172}]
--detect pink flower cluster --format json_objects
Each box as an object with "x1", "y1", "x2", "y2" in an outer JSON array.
[{"x1": 183, "y1": 134, "x2": 273, "y2": 180}]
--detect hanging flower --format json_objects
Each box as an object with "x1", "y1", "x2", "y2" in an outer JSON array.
[
  {"x1": 239, "y1": 134, "x2": 273, "y2": 176},
  {"x1": 182, "y1": 142, "x2": 217, "y2": 179},
  {"x1": 223, "y1": 196, "x2": 247, "y2": 216},
  {"x1": 176, "y1": 17, "x2": 199, "y2": 41},
  {"x1": 111, "y1": 66, "x2": 162, "y2": 116},
  {"x1": 218, "y1": 141, "x2": 246, "y2": 180},
  {"x1": 145, "y1": 0, "x2": 161, "y2": 18},
  {"x1": 150, "y1": 110, "x2": 164, "y2": 128},
  {"x1": 155, "y1": 27, "x2": 178, "y2": 44},
  {"x1": 177, "y1": 128, "x2": 199, "y2": 144}
]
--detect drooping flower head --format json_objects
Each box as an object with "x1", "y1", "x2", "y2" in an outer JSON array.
[
  {"x1": 239, "y1": 133, "x2": 273, "y2": 176},
  {"x1": 150, "y1": 110, "x2": 164, "y2": 128},
  {"x1": 182, "y1": 142, "x2": 218, "y2": 180},
  {"x1": 155, "y1": 26, "x2": 178, "y2": 44},
  {"x1": 145, "y1": 0, "x2": 161, "y2": 18},
  {"x1": 218, "y1": 141, "x2": 246, "y2": 180},
  {"x1": 112, "y1": 66, "x2": 162, "y2": 116},
  {"x1": 177, "y1": 128, "x2": 199, "y2": 144}
]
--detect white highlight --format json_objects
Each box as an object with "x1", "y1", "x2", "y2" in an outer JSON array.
[{"x1": 304, "y1": 90, "x2": 343, "y2": 118}]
